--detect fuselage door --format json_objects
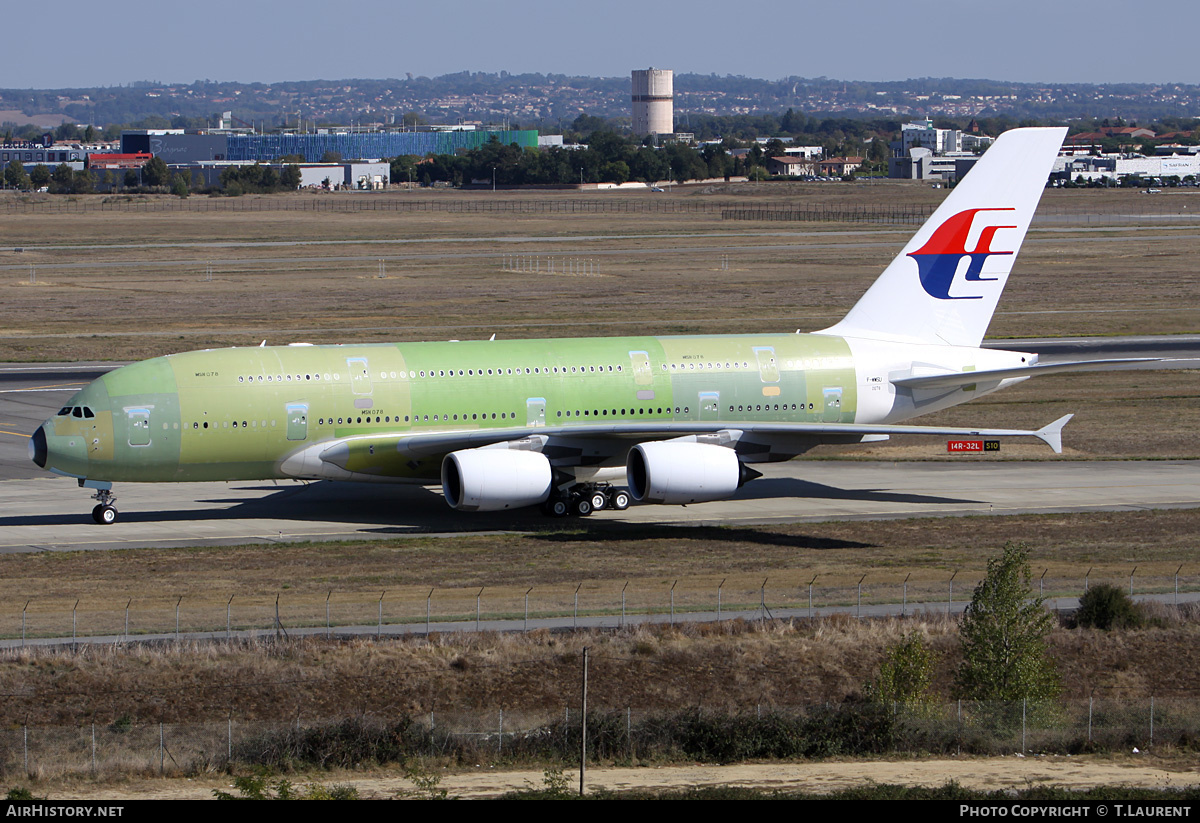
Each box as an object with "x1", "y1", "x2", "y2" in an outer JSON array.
[
  {"x1": 286, "y1": 403, "x2": 309, "y2": 441},
  {"x1": 629, "y1": 351, "x2": 653, "y2": 386},
  {"x1": 753, "y1": 346, "x2": 780, "y2": 383},
  {"x1": 347, "y1": 357, "x2": 372, "y2": 396},
  {"x1": 526, "y1": 397, "x2": 546, "y2": 427},
  {"x1": 126, "y1": 408, "x2": 151, "y2": 447},
  {"x1": 699, "y1": 391, "x2": 720, "y2": 421},
  {"x1": 822, "y1": 387, "x2": 843, "y2": 422}
]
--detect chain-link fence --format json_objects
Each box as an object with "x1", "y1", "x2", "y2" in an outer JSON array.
[
  {"x1": 0, "y1": 698, "x2": 1193, "y2": 780},
  {"x1": 4, "y1": 569, "x2": 1196, "y2": 646}
]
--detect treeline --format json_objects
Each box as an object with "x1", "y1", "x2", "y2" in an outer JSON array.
[{"x1": 386, "y1": 128, "x2": 877, "y2": 188}]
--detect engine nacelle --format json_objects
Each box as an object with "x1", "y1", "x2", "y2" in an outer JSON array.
[
  {"x1": 626, "y1": 441, "x2": 751, "y2": 505},
  {"x1": 441, "y1": 448, "x2": 553, "y2": 512}
]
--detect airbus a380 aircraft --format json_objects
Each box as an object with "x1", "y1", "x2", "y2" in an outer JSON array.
[{"x1": 30, "y1": 127, "x2": 1142, "y2": 524}]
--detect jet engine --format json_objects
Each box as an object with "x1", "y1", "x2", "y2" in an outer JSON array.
[
  {"x1": 626, "y1": 442, "x2": 759, "y2": 505},
  {"x1": 441, "y1": 448, "x2": 553, "y2": 511}
]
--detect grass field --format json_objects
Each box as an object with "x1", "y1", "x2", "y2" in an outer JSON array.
[{"x1": 2, "y1": 184, "x2": 1198, "y2": 363}]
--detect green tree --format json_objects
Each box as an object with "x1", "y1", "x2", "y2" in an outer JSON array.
[
  {"x1": 171, "y1": 173, "x2": 189, "y2": 198},
  {"x1": 29, "y1": 164, "x2": 51, "y2": 189},
  {"x1": 955, "y1": 543, "x2": 1059, "y2": 702},
  {"x1": 71, "y1": 170, "x2": 94, "y2": 194},
  {"x1": 4, "y1": 159, "x2": 30, "y2": 190},
  {"x1": 320, "y1": 150, "x2": 343, "y2": 163},
  {"x1": 142, "y1": 156, "x2": 169, "y2": 187},
  {"x1": 867, "y1": 632, "x2": 937, "y2": 708},
  {"x1": 280, "y1": 164, "x2": 302, "y2": 190},
  {"x1": 51, "y1": 163, "x2": 75, "y2": 193}
]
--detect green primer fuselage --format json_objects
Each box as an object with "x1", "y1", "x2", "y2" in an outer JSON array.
[{"x1": 51, "y1": 333, "x2": 857, "y2": 483}]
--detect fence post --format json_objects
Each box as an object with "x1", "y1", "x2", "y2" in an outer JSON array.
[
  {"x1": 427, "y1": 588, "x2": 434, "y2": 635},
  {"x1": 670, "y1": 580, "x2": 677, "y2": 625},
  {"x1": 808, "y1": 575, "x2": 817, "y2": 619},
  {"x1": 159, "y1": 723, "x2": 165, "y2": 774},
  {"x1": 72, "y1": 600, "x2": 78, "y2": 651},
  {"x1": 948, "y1": 571, "x2": 958, "y2": 615},
  {"x1": 717, "y1": 578, "x2": 725, "y2": 621},
  {"x1": 378, "y1": 591, "x2": 386, "y2": 639},
  {"x1": 574, "y1": 583, "x2": 581, "y2": 629},
  {"x1": 524, "y1": 587, "x2": 532, "y2": 633},
  {"x1": 91, "y1": 723, "x2": 96, "y2": 776},
  {"x1": 476, "y1": 587, "x2": 483, "y2": 631},
  {"x1": 902, "y1": 573, "x2": 910, "y2": 617},
  {"x1": 1022, "y1": 698, "x2": 1027, "y2": 754},
  {"x1": 621, "y1": 582, "x2": 628, "y2": 628},
  {"x1": 226, "y1": 595, "x2": 233, "y2": 640},
  {"x1": 124, "y1": 599, "x2": 131, "y2": 644},
  {"x1": 326, "y1": 590, "x2": 332, "y2": 638}
]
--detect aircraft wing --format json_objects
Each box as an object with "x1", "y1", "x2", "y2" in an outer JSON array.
[
  {"x1": 284, "y1": 414, "x2": 1076, "y2": 483},
  {"x1": 391, "y1": 416, "x2": 1075, "y2": 456},
  {"x1": 891, "y1": 358, "x2": 1160, "y2": 391}
]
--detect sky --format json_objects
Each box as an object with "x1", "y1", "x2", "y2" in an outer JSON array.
[{"x1": 5, "y1": 0, "x2": 1198, "y2": 89}]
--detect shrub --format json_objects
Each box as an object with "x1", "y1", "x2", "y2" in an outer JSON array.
[{"x1": 1074, "y1": 584, "x2": 1142, "y2": 630}]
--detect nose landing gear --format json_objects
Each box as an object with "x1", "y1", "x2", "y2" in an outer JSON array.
[{"x1": 90, "y1": 488, "x2": 118, "y2": 525}]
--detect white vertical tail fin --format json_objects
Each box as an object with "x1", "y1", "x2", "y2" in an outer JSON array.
[{"x1": 819, "y1": 127, "x2": 1066, "y2": 348}]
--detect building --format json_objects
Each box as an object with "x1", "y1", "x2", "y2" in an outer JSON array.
[
  {"x1": 122, "y1": 128, "x2": 539, "y2": 164},
  {"x1": 632, "y1": 68, "x2": 673, "y2": 136},
  {"x1": 817, "y1": 156, "x2": 864, "y2": 177},
  {"x1": 765, "y1": 156, "x2": 815, "y2": 177},
  {"x1": 86, "y1": 153, "x2": 153, "y2": 170},
  {"x1": 889, "y1": 149, "x2": 977, "y2": 181}
]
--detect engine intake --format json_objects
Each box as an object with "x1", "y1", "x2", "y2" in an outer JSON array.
[
  {"x1": 442, "y1": 448, "x2": 553, "y2": 512},
  {"x1": 626, "y1": 441, "x2": 758, "y2": 505}
]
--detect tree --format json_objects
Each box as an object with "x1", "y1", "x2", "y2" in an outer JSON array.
[
  {"x1": 320, "y1": 151, "x2": 343, "y2": 163},
  {"x1": 4, "y1": 159, "x2": 30, "y2": 190},
  {"x1": 280, "y1": 164, "x2": 302, "y2": 190},
  {"x1": 955, "y1": 543, "x2": 1059, "y2": 702},
  {"x1": 29, "y1": 164, "x2": 51, "y2": 190},
  {"x1": 142, "y1": 156, "x2": 169, "y2": 187},
  {"x1": 51, "y1": 163, "x2": 75, "y2": 193},
  {"x1": 867, "y1": 632, "x2": 937, "y2": 708},
  {"x1": 171, "y1": 173, "x2": 190, "y2": 198}
]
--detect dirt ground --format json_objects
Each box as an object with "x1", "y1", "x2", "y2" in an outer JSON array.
[{"x1": 32, "y1": 756, "x2": 1200, "y2": 799}]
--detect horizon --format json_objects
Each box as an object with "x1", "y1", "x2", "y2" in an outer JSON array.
[{"x1": 6, "y1": 0, "x2": 1200, "y2": 90}]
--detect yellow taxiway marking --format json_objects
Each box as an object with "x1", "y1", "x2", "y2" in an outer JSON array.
[{"x1": 0, "y1": 429, "x2": 30, "y2": 438}]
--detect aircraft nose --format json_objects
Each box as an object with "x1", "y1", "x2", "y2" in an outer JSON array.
[{"x1": 29, "y1": 425, "x2": 48, "y2": 468}]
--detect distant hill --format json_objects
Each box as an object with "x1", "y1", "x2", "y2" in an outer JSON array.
[{"x1": 3, "y1": 74, "x2": 1199, "y2": 131}]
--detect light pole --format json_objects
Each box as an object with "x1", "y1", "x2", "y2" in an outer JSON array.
[{"x1": 492, "y1": 166, "x2": 496, "y2": 192}]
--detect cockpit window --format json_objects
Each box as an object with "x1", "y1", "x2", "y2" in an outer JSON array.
[
  {"x1": 72, "y1": 408, "x2": 83, "y2": 418},
  {"x1": 58, "y1": 407, "x2": 72, "y2": 416},
  {"x1": 83, "y1": 407, "x2": 94, "y2": 418}
]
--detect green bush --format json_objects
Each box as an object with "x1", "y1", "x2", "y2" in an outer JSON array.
[{"x1": 1074, "y1": 584, "x2": 1142, "y2": 630}]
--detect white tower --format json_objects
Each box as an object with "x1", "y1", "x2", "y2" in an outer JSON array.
[{"x1": 632, "y1": 68, "x2": 673, "y2": 136}]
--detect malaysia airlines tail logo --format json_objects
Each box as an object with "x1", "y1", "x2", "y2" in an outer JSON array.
[{"x1": 910, "y1": 208, "x2": 1017, "y2": 300}]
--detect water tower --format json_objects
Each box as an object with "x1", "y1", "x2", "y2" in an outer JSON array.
[{"x1": 632, "y1": 68, "x2": 673, "y2": 136}]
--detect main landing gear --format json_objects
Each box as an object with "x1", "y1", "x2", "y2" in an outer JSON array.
[
  {"x1": 90, "y1": 488, "x2": 118, "y2": 525},
  {"x1": 542, "y1": 485, "x2": 632, "y2": 518}
]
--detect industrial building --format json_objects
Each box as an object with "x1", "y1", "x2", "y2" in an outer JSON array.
[
  {"x1": 121, "y1": 127, "x2": 539, "y2": 164},
  {"x1": 632, "y1": 68, "x2": 673, "y2": 136}
]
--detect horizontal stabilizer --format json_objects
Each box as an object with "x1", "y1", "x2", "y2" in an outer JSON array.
[
  {"x1": 1034, "y1": 414, "x2": 1073, "y2": 454},
  {"x1": 891, "y1": 358, "x2": 1161, "y2": 391}
]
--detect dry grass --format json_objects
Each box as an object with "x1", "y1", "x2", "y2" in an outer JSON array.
[
  {"x1": 3, "y1": 613, "x2": 1200, "y2": 726},
  {"x1": 3, "y1": 509, "x2": 1199, "y2": 629},
  {"x1": 2, "y1": 185, "x2": 1199, "y2": 362}
]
